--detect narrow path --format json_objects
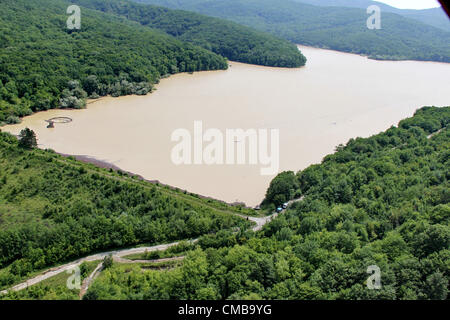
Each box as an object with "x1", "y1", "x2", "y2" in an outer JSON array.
[
  {"x1": 1, "y1": 198, "x2": 303, "y2": 295},
  {"x1": 427, "y1": 127, "x2": 446, "y2": 139},
  {"x1": 0, "y1": 241, "x2": 192, "y2": 295},
  {"x1": 113, "y1": 256, "x2": 186, "y2": 264},
  {"x1": 391, "y1": 126, "x2": 446, "y2": 151},
  {"x1": 240, "y1": 197, "x2": 304, "y2": 232},
  {"x1": 79, "y1": 262, "x2": 103, "y2": 299},
  {"x1": 78, "y1": 256, "x2": 185, "y2": 299}
]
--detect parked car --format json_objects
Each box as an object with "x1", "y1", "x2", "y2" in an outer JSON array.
[
  {"x1": 276, "y1": 207, "x2": 283, "y2": 213},
  {"x1": 282, "y1": 202, "x2": 288, "y2": 209}
]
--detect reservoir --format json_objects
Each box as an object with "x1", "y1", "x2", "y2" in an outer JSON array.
[{"x1": 3, "y1": 46, "x2": 450, "y2": 206}]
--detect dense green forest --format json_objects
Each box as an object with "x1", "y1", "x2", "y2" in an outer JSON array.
[
  {"x1": 0, "y1": 0, "x2": 227, "y2": 124},
  {"x1": 296, "y1": 0, "x2": 450, "y2": 32},
  {"x1": 0, "y1": 129, "x2": 251, "y2": 290},
  {"x1": 71, "y1": 106, "x2": 448, "y2": 300},
  {"x1": 1, "y1": 0, "x2": 448, "y2": 301},
  {"x1": 0, "y1": 0, "x2": 305, "y2": 125},
  {"x1": 136, "y1": 0, "x2": 450, "y2": 63},
  {"x1": 72, "y1": 0, "x2": 306, "y2": 68}
]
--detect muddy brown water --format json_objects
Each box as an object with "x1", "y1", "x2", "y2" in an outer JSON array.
[{"x1": 3, "y1": 46, "x2": 450, "y2": 206}]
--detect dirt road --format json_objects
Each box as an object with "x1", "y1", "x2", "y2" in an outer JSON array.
[{"x1": 1, "y1": 198, "x2": 303, "y2": 295}]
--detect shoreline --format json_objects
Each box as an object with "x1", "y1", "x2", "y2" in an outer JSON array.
[
  {"x1": 2, "y1": 46, "x2": 448, "y2": 208},
  {"x1": 0, "y1": 67, "x2": 263, "y2": 209},
  {"x1": 57, "y1": 152, "x2": 255, "y2": 209},
  {"x1": 296, "y1": 44, "x2": 450, "y2": 65}
]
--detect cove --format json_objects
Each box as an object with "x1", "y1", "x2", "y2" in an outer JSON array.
[{"x1": 3, "y1": 46, "x2": 450, "y2": 206}]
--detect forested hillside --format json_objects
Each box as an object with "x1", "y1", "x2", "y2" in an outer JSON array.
[
  {"x1": 79, "y1": 107, "x2": 449, "y2": 300},
  {"x1": 72, "y1": 0, "x2": 307, "y2": 68},
  {"x1": 0, "y1": 0, "x2": 228, "y2": 124},
  {"x1": 136, "y1": 0, "x2": 450, "y2": 63},
  {"x1": 296, "y1": 0, "x2": 450, "y2": 32},
  {"x1": 0, "y1": 0, "x2": 305, "y2": 125},
  {"x1": 0, "y1": 129, "x2": 251, "y2": 290}
]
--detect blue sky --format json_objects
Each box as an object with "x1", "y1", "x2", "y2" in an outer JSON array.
[{"x1": 375, "y1": 0, "x2": 441, "y2": 9}]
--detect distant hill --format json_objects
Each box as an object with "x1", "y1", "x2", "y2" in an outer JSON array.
[
  {"x1": 135, "y1": 0, "x2": 450, "y2": 63},
  {"x1": 296, "y1": 0, "x2": 450, "y2": 32},
  {"x1": 0, "y1": 0, "x2": 228, "y2": 123},
  {"x1": 71, "y1": 0, "x2": 306, "y2": 68}
]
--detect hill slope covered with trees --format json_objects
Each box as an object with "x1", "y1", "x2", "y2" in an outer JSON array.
[
  {"x1": 0, "y1": 129, "x2": 251, "y2": 291},
  {"x1": 72, "y1": 0, "x2": 307, "y2": 68},
  {"x1": 79, "y1": 107, "x2": 449, "y2": 300},
  {"x1": 0, "y1": 0, "x2": 305, "y2": 125},
  {"x1": 136, "y1": 0, "x2": 450, "y2": 63},
  {"x1": 296, "y1": 0, "x2": 450, "y2": 32},
  {"x1": 0, "y1": 0, "x2": 227, "y2": 124}
]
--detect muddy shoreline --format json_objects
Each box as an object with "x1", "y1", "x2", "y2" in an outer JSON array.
[
  {"x1": 57, "y1": 152, "x2": 253, "y2": 209},
  {"x1": 3, "y1": 46, "x2": 450, "y2": 206}
]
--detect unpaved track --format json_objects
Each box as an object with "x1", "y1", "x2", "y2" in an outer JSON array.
[
  {"x1": 8, "y1": 124, "x2": 445, "y2": 296},
  {"x1": 0, "y1": 241, "x2": 193, "y2": 295},
  {"x1": 79, "y1": 262, "x2": 103, "y2": 299},
  {"x1": 1, "y1": 198, "x2": 303, "y2": 295},
  {"x1": 427, "y1": 127, "x2": 446, "y2": 139},
  {"x1": 243, "y1": 197, "x2": 303, "y2": 232},
  {"x1": 113, "y1": 256, "x2": 186, "y2": 264}
]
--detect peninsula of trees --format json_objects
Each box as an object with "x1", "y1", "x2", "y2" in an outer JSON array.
[
  {"x1": 0, "y1": 0, "x2": 306, "y2": 125},
  {"x1": 137, "y1": 0, "x2": 450, "y2": 63}
]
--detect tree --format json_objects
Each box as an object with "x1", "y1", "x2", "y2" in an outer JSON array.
[
  {"x1": 18, "y1": 128, "x2": 37, "y2": 149},
  {"x1": 102, "y1": 255, "x2": 114, "y2": 269},
  {"x1": 181, "y1": 249, "x2": 209, "y2": 298},
  {"x1": 263, "y1": 171, "x2": 298, "y2": 206},
  {"x1": 83, "y1": 75, "x2": 100, "y2": 96},
  {"x1": 425, "y1": 272, "x2": 448, "y2": 300}
]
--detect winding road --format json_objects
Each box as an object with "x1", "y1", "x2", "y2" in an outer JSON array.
[
  {"x1": 0, "y1": 241, "x2": 193, "y2": 295},
  {"x1": 0, "y1": 197, "x2": 303, "y2": 296},
  {"x1": 243, "y1": 197, "x2": 303, "y2": 232}
]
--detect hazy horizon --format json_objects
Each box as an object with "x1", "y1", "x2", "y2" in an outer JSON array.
[{"x1": 375, "y1": 0, "x2": 441, "y2": 9}]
